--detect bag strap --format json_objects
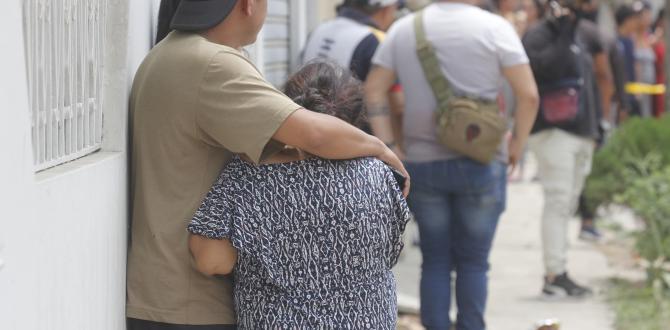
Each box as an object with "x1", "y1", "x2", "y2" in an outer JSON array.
[{"x1": 414, "y1": 10, "x2": 454, "y2": 111}]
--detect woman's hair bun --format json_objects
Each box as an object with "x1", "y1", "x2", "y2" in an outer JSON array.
[{"x1": 284, "y1": 60, "x2": 367, "y2": 130}]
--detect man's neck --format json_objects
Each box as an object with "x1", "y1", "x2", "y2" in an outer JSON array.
[
  {"x1": 202, "y1": 34, "x2": 242, "y2": 50},
  {"x1": 201, "y1": 23, "x2": 246, "y2": 50}
]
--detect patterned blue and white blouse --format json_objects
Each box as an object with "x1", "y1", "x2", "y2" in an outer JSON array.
[{"x1": 188, "y1": 156, "x2": 410, "y2": 329}]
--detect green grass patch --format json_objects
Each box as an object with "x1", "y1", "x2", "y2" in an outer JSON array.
[{"x1": 608, "y1": 278, "x2": 670, "y2": 330}]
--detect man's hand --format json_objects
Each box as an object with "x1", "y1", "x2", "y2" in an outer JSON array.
[
  {"x1": 272, "y1": 109, "x2": 410, "y2": 197},
  {"x1": 377, "y1": 144, "x2": 410, "y2": 197}
]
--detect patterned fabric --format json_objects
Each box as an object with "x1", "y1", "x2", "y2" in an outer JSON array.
[{"x1": 188, "y1": 156, "x2": 410, "y2": 329}]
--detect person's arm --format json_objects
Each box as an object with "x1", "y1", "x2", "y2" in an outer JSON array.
[
  {"x1": 272, "y1": 108, "x2": 410, "y2": 196},
  {"x1": 389, "y1": 88, "x2": 405, "y2": 151},
  {"x1": 593, "y1": 52, "x2": 615, "y2": 122},
  {"x1": 197, "y1": 52, "x2": 410, "y2": 196},
  {"x1": 189, "y1": 235, "x2": 237, "y2": 276},
  {"x1": 503, "y1": 63, "x2": 540, "y2": 169},
  {"x1": 364, "y1": 66, "x2": 403, "y2": 156}
]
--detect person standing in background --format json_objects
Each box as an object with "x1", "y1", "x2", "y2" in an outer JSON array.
[
  {"x1": 523, "y1": 0, "x2": 604, "y2": 299},
  {"x1": 577, "y1": 0, "x2": 614, "y2": 124},
  {"x1": 653, "y1": 8, "x2": 666, "y2": 117},
  {"x1": 366, "y1": 0, "x2": 539, "y2": 328},
  {"x1": 302, "y1": 0, "x2": 406, "y2": 149},
  {"x1": 616, "y1": 3, "x2": 644, "y2": 119},
  {"x1": 608, "y1": 13, "x2": 633, "y2": 123},
  {"x1": 303, "y1": 0, "x2": 401, "y2": 81},
  {"x1": 573, "y1": 0, "x2": 614, "y2": 241},
  {"x1": 633, "y1": 0, "x2": 657, "y2": 117}
]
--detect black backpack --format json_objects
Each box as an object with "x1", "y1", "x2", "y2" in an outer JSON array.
[{"x1": 523, "y1": 17, "x2": 585, "y2": 125}]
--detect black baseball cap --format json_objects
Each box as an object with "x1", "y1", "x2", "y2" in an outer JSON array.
[{"x1": 170, "y1": 0, "x2": 238, "y2": 31}]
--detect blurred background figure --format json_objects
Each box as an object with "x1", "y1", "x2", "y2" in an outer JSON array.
[
  {"x1": 303, "y1": 0, "x2": 402, "y2": 81},
  {"x1": 523, "y1": 0, "x2": 608, "y2": 298},
  {"x1": 615, "y1": 2, "x2": 644, "y2": 118},
  {"x1": 505, "y1": 0, "x2": 548, "y2": 183},
  {"x1": 572, "y1": 0, "x2": 615, "y2": 242},
  {"x1": 302, "y1": 0, "x2": 406, "y2": 146},
  {"x1": 633, "y1": 0, "x2": 656, "y2": 117}
]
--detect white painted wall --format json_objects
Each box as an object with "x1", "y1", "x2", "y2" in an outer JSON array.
[
  {"x1": 0, "y1": 1, "x2": 314, "y2": 329},
  {"x1": 0, "y1": 1, "x2": 157, "y2": 329}
]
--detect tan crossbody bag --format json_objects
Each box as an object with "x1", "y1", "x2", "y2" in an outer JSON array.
[{"x1": 414, "y1": 11, "x2": 507, "y2": 164}]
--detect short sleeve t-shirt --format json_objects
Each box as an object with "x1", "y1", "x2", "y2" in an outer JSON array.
[
  {"x1": 127, "y1": 31, "x2": 301, "y2": 325},
  {"x1": 372, "y1": 3, "x2": 528, "y2": 163},
  {"x1": 577, "y1": 20, "x2": 605, "y2": 56}
]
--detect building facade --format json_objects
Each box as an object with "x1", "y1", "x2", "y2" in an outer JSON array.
[{"x1": 0, "y1": 0, "x2": 336, "y2": 329}]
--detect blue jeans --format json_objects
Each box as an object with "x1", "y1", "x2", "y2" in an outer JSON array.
[{"x1": 406, "y1": 159, "x2": 507, "y2": 330}]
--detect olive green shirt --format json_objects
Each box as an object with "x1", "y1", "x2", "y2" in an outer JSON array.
[{"x1": 127, "y1": 31, "x2": 300, "y2": 325}]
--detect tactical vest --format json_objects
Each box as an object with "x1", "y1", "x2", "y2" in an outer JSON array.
[{"x1": 302, "y1": 17, "x2": 384, "y2": 69}]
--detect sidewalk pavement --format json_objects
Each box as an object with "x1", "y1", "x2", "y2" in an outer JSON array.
[{"x1": 394, "y1": 164, "x2": 616, "y2": 330}]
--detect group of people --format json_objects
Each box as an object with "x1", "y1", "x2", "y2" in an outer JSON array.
[
  {"x1": 125, "y1": 0, "x2": 665, "y2": 329},
  {"x1": 513, "y1": 0, "x2": 668, "y2": 302},
  {"x1": 614, "y1": 0, "x2": 666, "y2": 119},
  {"x1": 498, "y1": 0, "x2": 667, "y2": 121}
]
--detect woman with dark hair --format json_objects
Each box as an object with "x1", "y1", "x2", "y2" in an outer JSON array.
[{"x1": 186, "y1": 61, "x2": 410, "y2": 329}]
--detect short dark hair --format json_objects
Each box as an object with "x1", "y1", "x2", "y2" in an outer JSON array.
[
  {"x1": 283, "y1": 61, "x2": 367, "y2": 130},
  {"x1": 155, "y1": 0, "x2": 182, "y2": 45}
]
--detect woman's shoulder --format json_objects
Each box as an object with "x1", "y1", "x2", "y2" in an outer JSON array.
[
  {"x1": 222, "y1": 156, "x2": 392, "y2": 183},
  {"x1": 336, "y1": 157, "x2": 395, "y2": 184},
  {"x1": 333, "y1": 157, "x2": 389, "y2": 172}
]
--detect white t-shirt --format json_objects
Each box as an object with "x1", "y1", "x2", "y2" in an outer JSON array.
[{"x1": 372, "y1": 2, "x2": 529, "y2": 162}]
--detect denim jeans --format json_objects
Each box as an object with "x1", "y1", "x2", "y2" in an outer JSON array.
[{"x1": 406, "y1": 159, "x2": 507, "y2": 330}]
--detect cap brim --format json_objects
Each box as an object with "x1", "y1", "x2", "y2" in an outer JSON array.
[{"x1": 170, "y1": 0, "x2": 238, "y2": 31}]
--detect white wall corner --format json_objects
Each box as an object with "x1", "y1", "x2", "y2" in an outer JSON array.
[
  {"x1": 290, "y1": 0, "x2": 309, "y2": 72},
  {"x1": 103, "y1": 0, "x2": 132, "y2": 153}
]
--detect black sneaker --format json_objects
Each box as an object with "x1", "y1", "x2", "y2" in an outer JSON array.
[{"x1": 542, "y1": 273, "x2": 593, "y2": 298}]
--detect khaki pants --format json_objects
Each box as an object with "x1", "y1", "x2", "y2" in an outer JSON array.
[{"x1": 529, "y1": 129, "x2": 594, "y2": 275}]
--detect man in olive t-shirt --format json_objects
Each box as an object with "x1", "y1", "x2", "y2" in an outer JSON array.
[{"x1": 127, "y1": 0, "x2": 409, "y2": 329}]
